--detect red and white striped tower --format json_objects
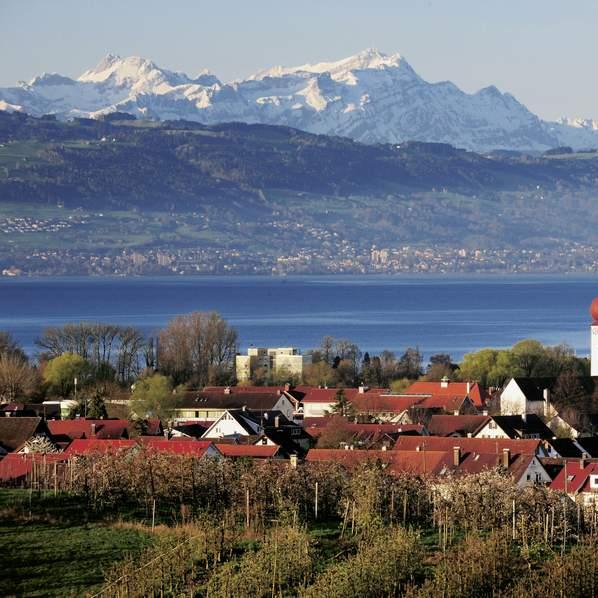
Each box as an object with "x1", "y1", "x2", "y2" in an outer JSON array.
[{"x1": 591, "y1": 298, "x2": 598, "y2": 377}]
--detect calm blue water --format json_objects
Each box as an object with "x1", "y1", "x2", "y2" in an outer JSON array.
[{"x1": 0, "y1": 275, "x2": 596, "y2": 360}]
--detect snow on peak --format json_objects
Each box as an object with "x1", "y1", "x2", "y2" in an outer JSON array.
[
  {"x1": 3, "y1": 50, "x2": 598, "y2": 152},
  {"x1": 78, "y1": 54, "x2": 161, "y2": 84},
  {"x1": 251, "y1": 48, "x2": 412, "y2": 82}
]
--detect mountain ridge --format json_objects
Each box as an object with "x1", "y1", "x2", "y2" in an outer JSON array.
[{"x1": 1, "y1": 49, "x2": 597, "y2": 152}]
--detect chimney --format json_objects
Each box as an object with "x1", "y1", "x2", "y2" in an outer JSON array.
[
  {"x1": 90, "y1": 423, "x2": 97, "y2": 438},
  {"x1": 164, "y1": 428, "x2": 170, "y2": 439},
  {"x1": 466, "y1": 381, "x2": 471, "y2": 394},
  {"x1": 274, "y1": 415, "x2": 280, "y2": 428},
  {"x1": 289, "y1": 454, "x2": 298, "y2": 469},
  {"x1": 482, "y1": 409, "x2": 489, "y2": 416},
  {"x1": 284, "y1": 382, "x2": 291, "y2": 392},
  {"x1": 441, "y1": 376, "x2": 450, "y2": 389},
  {"x1": 224, "y1": 386, "x2": 231, "y2": 395},
  {"x1": 502, "y1": 448, "x2": 510, "y2": 469},
  {"x1": 453, "y1": 446, "x2": 460, "y2": 467},
  {"x1": 521, "y1": 412, "x2": 527, "y2": 423},
  {"x1": 543, "y1": 388, "x2": 551, "y2": 418},
  {"x1": 358, "y1": 384, "x2": 368, "y2": 394},
  {"x1": 467, "y1": 432, "x2": 473, "y2": 438},
  {"x1": 381, "y1": 445, "x2": 387, "y2": 451},
  {"x1": 580, "y1": 452, "x2": 589, "y2": 469}
]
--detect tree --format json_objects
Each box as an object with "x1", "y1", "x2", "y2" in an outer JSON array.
[
  {"x1": 129, "y1": 374, "x2": 180, "y2": 423},
  {"x1": 330, "y1": 388, "x2": 355, "y2": 418},
  {"x1": 0, "y1": 352, "x2": 37, "y2": 401},
  {"x1": 303, "y1": 361, "x2": 335, "y2": 387},
  {"x1": 36, "y1": 322, "x2": 145, "y2": 384},
  {"x1": 0, "y1": 331, "x2": 27, "y2": 361},
  {"x1": 396, "y1": 347, "x2": 423, "y2": 379},
  {"x1": 157, "y1": 312, "x2": 237, "y2": 386},
  {"x1": 315, "y1": 416, "x2": 356, "y2": 448},
  {"x1": 43, "y1": 353, "x2": 90, "y2": 397},
  {"x1": 69, "y1": 384, "x2": 109, "y2": 419}
]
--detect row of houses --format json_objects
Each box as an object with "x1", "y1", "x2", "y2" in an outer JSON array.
[{"x1": 3, "y1": 377, "x2": 598, "y2": 504}]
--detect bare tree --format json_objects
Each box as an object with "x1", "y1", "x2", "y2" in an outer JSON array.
[
  {"x1": 158, "y1": 312, "x2": 237, "y2": 386},
  {"x1": 0, "y1": 352, "x2": 37, "y2": 401}
]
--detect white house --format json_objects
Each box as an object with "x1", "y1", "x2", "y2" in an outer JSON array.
[{"x1": 499, "y1": 378, "x2": 556, "y2": 416}]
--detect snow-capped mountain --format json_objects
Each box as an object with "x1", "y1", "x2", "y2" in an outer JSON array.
[{"x1": 1, "y1": 49, "x2": 596, "y2": 152}]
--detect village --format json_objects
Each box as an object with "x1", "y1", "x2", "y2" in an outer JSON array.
[
  {"x1": 2, "y1": 303, "x2": 598, "y2": 596},
  {"x1": 2, "y1": 374, "x2": 598, "y2": 502}
]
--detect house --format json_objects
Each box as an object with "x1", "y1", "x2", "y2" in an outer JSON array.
[
  {"x1": 427, "y1": 415, "x2": 491, "y2": 437},
  {"x1": 299, "y1": 386, "x2": 423, "y2": 421},
  {"x1": 63, "y1": 438, "x2": 220, "y2": 459},
  {"x1": 173, "y1": 388, "x2": 297, "y2": 423},
  {"x1": 0, "y1": 417, "x2": 52, "y2": 453},
  {"x1": 404, "y1": 395, "x2": 478, "y2": 424},
  {"x1": 404, "y1": 379, "x2": 487, "y2": 408},
  {"x1": 47, "y1": 419, "x2": 130, "y2": 447},
  {"x1": 215, "y1": 444, "x2": 284, "y2": 460},
  {"x1": 201, "y1": 409, "x2": 310, "y2": 455},
  {"x1": 171, "y1": 421, "x2": 210, "y2": 439},
  {"x1": 474, "y1": 414, "x2": 554, "y2": 441},
  {"x1": 304, "y1": 417, "x2": 426, "y2": 450},
  {"x1": 499, "y1": 377, "x2": 556, "y2": 416},
  {"x1": 305, "y1": 445, "x2": 550, "y2": 487},
  {"x1": 550, "y1": 458, "x2": 598, "y2": 507},
  {"x1": 394, "y1": 435, "x2": 547, "y2": 457}
]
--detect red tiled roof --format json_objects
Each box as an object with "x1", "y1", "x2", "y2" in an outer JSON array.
[
  {"x1": 305, "y1": 447, "x2": 539, "y2": 482},
  {"x1": 417, "y1": 395, "x2": 470, "y2": 411},
  {"x1": 0, "y1": 452, "x2": 64, "y2": 481},
  {"x1": 405, "y1": 381, "x2": 485, "y2": 407},
  {"x1": 299, "y1": 387, "x2": 388, "y2": 403},
  {"x1": 215, "y1": 444, "x2": 280, "y2": 458},
  {"x1": 63, "y1": 438, "x2": 214, "y2": 457},
  {"x1": 305, "y1": 448, "x2": 447, "y2": 475},
  {"x1": 550, "y1": 460, "x2": 598, "y2": 494},
  {"x1": 48, "y1": 419, "x2": 129, "y2": 441},
  {"x1": 427, "y1": 415, "x2": 491, "y2": 437},
  {"x1": 394, "y1": 435, "x2": 541, "y2": 455}
]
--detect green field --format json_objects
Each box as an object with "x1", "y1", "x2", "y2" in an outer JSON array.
[{"x1": 0, "y1": 490, "x2": 152, "y2": 597}]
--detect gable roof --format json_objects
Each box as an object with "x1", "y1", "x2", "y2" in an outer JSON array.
[
  {"x1": 550, "y1": 460, "x2": 598, "y2": 494},
  {"x1": 0, "y1": 452, "x2": 64, "y2": 482},
  {"x1": 47, "y1": 419, "x2": 130, "y2": 442},
  {"x1": 63, "y1": 438, "x2": 215, "y2": 457},
  {"x1": 428, "y1": 415, "x2": 491, "y2": 437},
  {"x1": 215, "y1": 444, "x2": 281, "y2": 459},
  {"x1": 177, "y1": 391, "x2": 288, "y2": 411},
  {"x1": 405, "y1": 381, "x2": 485, "y2": 407},
  {"x1": 0, "y1": 417, "x2": 48, "y2": 452},
  {"x1": 298, "y1": 387, "x2": 388, "y2": 404},
  {"x1": 394, "y1": 435, "x2": 542, "y2": 455},
  {"x1": 491, "y1": 415, "x2": 554, "y2": 440},
  {"x1": 509, "y1": 378, "x2": 557, "y2": 402}
]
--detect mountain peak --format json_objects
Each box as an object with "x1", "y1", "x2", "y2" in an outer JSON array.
[
  {"x1": 78, "y1": 54, "x2": 159, "y2": 84},
  {"x1": 251, "y1": 48, "x2": 412, "y2": 81}
]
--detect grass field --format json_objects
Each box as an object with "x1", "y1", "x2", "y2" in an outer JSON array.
[{"x1": 0, "y1": 490, "x2": 152, "y2": 598}]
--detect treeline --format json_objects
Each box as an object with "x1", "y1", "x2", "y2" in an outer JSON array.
[{"x1": 0, "y1": 315, "x2": 593, "y2": 415}]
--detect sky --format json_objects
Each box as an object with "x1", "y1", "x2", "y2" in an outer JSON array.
[{"x1": 1, "y1": 0, "x2": 597, "y2": 121}]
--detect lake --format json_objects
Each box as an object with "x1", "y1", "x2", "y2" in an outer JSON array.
[{"x1": 0, "y1": 275, "x2": 596, "y2": 360}]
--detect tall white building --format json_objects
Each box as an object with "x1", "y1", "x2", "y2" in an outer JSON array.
[
  {"x1": 591, "y1": 298, "x2": 598, "y2": 377},
  {"x1": 236, "y1": 347, "x2": 305, "y2": 383}
]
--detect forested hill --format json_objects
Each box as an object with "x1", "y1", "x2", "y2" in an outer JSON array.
[{"x1": 2, "y1": 111, "x2": 598, "y2": 211}]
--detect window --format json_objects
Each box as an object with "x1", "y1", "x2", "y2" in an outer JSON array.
[{"x1": 489, "y1": 421, "x2": 496, "y2": 429}]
